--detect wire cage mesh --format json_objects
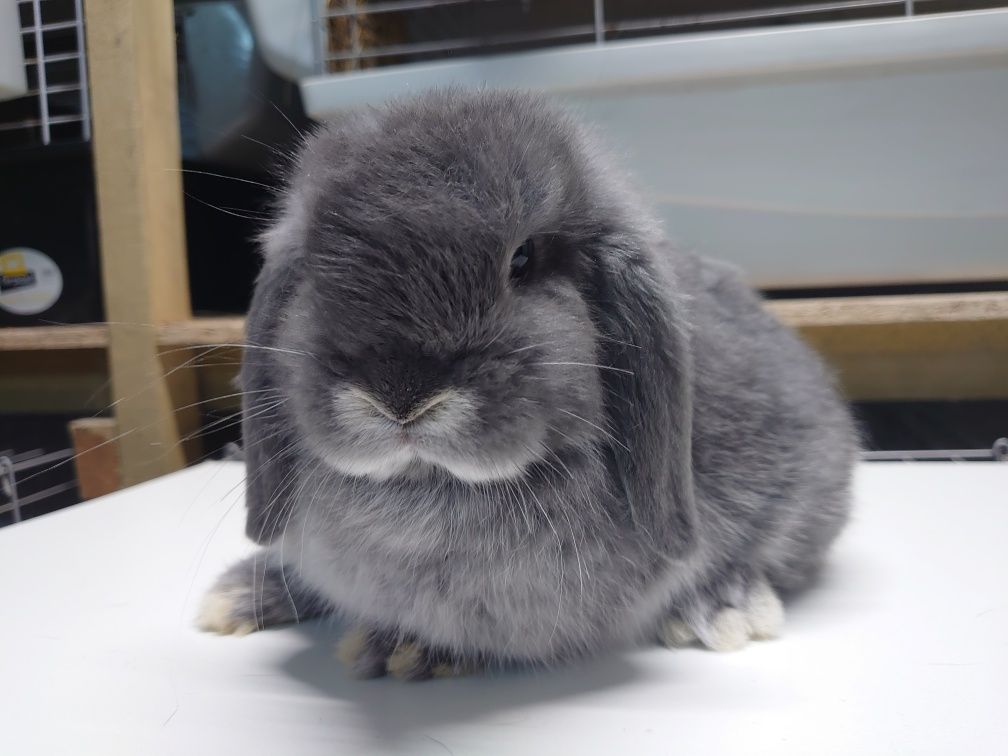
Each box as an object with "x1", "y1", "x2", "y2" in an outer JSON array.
[
  {"x1": 311, "y1": 0, "x2": 1007, "y2": 74},
  {"x1": 1, "y1": 0, "x2": 90, "y2": 150},
  {"x1": 0, "y1": 448, "x2": 77, "y2": 525}
]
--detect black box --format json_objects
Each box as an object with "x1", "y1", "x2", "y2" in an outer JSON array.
[{"x1": 0, "y1": 143, "x2": 103, "y2": 326}]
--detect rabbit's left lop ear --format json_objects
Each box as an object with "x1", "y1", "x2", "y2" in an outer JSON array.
[
  {"x1": 589, "y1": 244, "x2": 697, "y2": 558},
  {"x1": 241, "y1": 241, "x2": 303, "y2": 546}
]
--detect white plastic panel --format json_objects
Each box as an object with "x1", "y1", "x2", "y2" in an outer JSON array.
[
  {"x1": 295, "y1": 10, "x2": 1008, "y2": 288},
  {"x1": 245, "y1": 0, "x2": 317, "y2": 81},
  {"x1": 0, "y1": 0, "x2": 28, "y2": 100}
]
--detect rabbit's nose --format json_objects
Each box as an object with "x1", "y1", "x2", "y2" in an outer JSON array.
[
  {"x1": 356, "y1": 388, "x2": 448, "y2": 425},
  {"x1": 357, "y1": 352, "x2": 451, "y2": 424}
]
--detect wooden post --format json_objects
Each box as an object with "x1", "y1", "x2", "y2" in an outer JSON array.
[
  {"x1": 68, "y1": 418, "x2": 122, "y2": 499},
  {"x1": 84, "y1": 0, "x2": 200, "y2": 486}
]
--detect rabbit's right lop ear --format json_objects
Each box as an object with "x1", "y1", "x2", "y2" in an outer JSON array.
[
  {"x1": 241, "y1": 259, "x2": 300, "y2": 545},
  {"x1": 589, "y1": 245, "x2": 698, "y2": 558},
  {"x1": 243, "y1": 405, "x2": 299, "y2": 545}
]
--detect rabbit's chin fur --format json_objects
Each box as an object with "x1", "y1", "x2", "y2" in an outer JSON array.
[
  {"x1": 318, "y1": 445, "x2": 539, "y2": 484},
  {"x1": 314, "y1": 386, "x2": 544, "y2": 483},
  {"x1": 199, "y1": 89, "x2": 858, "y2": 676}
]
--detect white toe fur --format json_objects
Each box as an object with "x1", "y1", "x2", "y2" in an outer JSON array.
[
  {"x1": 335, "y1": 627, "x2": 371, "y2": 667},
  {"x1": 664, "y1": 580, "x2": 785, "y2": 653},
  {"x1": 432, "y1": 662, "x2": 470, "y2": 678},
  {"x1": 658, "y1": 618, "x2": 697, "y2": 648},
  {"x1": 744, "y1": 580, "x2": 784, "y2": 639},
  {"x1": 387, "y1": 642, "x2": 425, "y2": 680},
  {"x1": 700, "y1": 608, "x2": 750, "y2": 652},
  {"x1": 196, "y1": 588, "x2": 255, "y2": 636}
]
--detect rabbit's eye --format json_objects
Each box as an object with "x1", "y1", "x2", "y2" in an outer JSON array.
[{"x1": 510, "y1": 238, "x2": 534, "y2": 282}]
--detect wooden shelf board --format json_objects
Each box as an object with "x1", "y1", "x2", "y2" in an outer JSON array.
[
  {"x1": 2, "y1": 293, "x2": 1006, "y2": 400},
  {"x1": 0, "y1": 324, "x2": 109, "y2": 351},
  {"x1": 766, "y1": 291, "x2": 1008, "y2": 328},
  {"x1": 2, "y1": 292, "x2": 1006, "y2": 351},
  {"x1": 151, "y1": 292, "x2": 1008, "y2": 344},
  {"x1": 0, "y1": 317, "x2": 243, "y2": 351},
  {"x1": 156, "y1": 317, "x2": 245, "y2": 348}
]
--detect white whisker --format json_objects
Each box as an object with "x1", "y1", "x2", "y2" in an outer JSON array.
[
  {"x1": 556, "y1": 409, "x2": 632, "y2": 453},
  {"x1": 518, "y1": 476, "x2": 565, "y2": 644},
  {"x1": 595, "y1": 334, "x2": 642, "y2": 349},
  {"x1": 533, "y1": 361, "x2": 634, "y2": 376},
  {"x1": 183, "y1": 191, "x2": 271, "y2": 221},
  {"x1": 164, "y1": 168, "x2": 274, "y2": 190},
  {"x1": 505, "y1": 341, "x2": 555, "y2": 356}
]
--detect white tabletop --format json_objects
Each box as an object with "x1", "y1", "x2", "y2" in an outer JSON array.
[{"x1": 1, "y1": 461, "x2": 1005, "y2": 755}]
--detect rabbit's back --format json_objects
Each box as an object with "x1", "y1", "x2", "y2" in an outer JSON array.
[{"x1": 669, "y1": 249, "x2": 858, "y2": 593}]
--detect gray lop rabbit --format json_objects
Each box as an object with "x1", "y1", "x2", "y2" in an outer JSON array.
[{"x1": 198, "y1": 89, "x2": 857, "y2": 680}]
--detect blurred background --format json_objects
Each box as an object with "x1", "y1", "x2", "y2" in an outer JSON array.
[{"x1": 1, "y1": 0, "x2": 1006, "y2": 524}]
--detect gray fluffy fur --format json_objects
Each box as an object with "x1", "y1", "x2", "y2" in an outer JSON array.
[{"x1": 202, "y1": 89, "x2": 857, "y2": 675}]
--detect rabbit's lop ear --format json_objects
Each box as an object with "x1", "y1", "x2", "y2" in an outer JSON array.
[
  {"x1": 241, "y1": 262, "x2": 300, "y2": 545},
  {"x1": 243, "y1": 405, "x2": 298, "y2": 545},
  {"x1": 590, "y1": 246, "x2": 697, "y2": 558}
]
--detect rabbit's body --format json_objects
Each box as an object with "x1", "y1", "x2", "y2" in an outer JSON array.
[{"x1": 199, "y1": 90, "x2": 856, "y2": 677}]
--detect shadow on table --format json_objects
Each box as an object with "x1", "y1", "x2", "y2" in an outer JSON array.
[
  {"x1": 269, "y1": 555, "x2": 876, "y2": 748},
  {"x1": 276, "y1": 621, "x2": 647, "y2": 747}
]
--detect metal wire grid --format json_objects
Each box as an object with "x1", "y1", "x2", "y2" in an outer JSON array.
[
  {"x1": 1, "y1": 0, "x2": 91, "y2": 146},
  {"x1": 311, "y1": 0, "x2": 1003, "y2": 73},
  {"x1": 0, "y1": 448, "x2": 76, "y2": 524}
]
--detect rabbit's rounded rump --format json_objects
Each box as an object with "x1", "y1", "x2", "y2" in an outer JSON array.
[{"x1": 198, "y1": 89, "x2": 857, "y2": 679}]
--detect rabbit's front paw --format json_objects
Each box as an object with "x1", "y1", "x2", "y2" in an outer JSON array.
[
  {"x1": 336, "y1": 626, "x2": 475, "y2": 681},
  {"x1": 659, "y1": 578, "x2": 784, "y2": 652},
  {"x1": 197, "y1": 552, "x2": 324, "y2": 636},
  {"x1": 197, "y1": 584, "x2": 259, "y2": 636}
]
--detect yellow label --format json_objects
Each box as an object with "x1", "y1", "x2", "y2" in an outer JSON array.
[
  {"x1": 0, "y1": 248, "x2": 63, "y2": 316},
  {"x1": 0, "y1": 252, "x2": 29, "y2": 277}
]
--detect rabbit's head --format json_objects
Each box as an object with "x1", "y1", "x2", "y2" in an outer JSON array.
[{"x1": 246, "y1": 90, "x2": 696, "y2": 554}]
